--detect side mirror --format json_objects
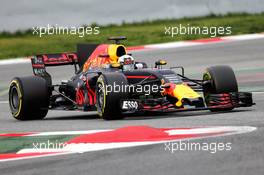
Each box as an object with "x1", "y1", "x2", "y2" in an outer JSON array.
[{"x1": 155, "y1": 59, "x2": 167, "y2": 68}]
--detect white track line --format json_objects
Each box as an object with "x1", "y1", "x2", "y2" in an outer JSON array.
[
  {"x1": 0, "y1": 126, "x2": 257, "y2": 162},
  {"x1": 26, "y1": 130, "x2": 111, "y2": 136},
  {"x1": 0, "y1": 58, "x2": 30, "y2": 65},
  {"x1": 17, "y1": 126, "x2": 257, "y2": 154},
  {"x1": 252, "y1": 91, "x2": 264, "y2": 94},
  {"x1": 144, "y1": 33, "x2": 264, "y2": 50}
]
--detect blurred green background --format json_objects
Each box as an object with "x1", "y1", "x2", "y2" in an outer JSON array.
[{"x1": 0, "y1": 13, "x2": 263, "y2": 60}]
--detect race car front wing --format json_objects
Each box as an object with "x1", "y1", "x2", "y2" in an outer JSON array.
[{"x1": 120, "y1": 92, "x2": 254, "y2": 114}]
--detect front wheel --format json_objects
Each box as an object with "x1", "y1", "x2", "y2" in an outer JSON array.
[
  {"x1": 9, "y1": 76, "x2": 49, "y2": 120},
  {"x1": 203, "y1": 65, "x2": 238, "y2": 112},
  {"x1": 96, "y1": 73, "x2": 129, "y2": 120}
]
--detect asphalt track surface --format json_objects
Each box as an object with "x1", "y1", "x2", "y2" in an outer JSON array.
[{"x1": 0, "y1": 38, "x2": 264, "y2": 175}]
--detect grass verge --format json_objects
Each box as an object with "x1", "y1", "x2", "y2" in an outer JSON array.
[{"x1": 0, "y1": 13, "x2": 264, "y2": 59}]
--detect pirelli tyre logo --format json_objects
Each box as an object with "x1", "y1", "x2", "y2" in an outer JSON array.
[{"x1": 121, "y1": 100, "x2": 139, "y2": 111}]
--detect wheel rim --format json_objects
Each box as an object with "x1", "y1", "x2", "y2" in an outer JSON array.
[
  {"x1": 96, "y1": 83, "x2": 105, "y2": 113},
  {"x1": 10, "y1": 86, "x2": 19, "y2": 110},
  {"x1": 203, "y1": 72, "x2": 213, "y2": 106}
]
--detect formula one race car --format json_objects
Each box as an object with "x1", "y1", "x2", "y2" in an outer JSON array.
[{"x1": 9, "y1": 36, "x2": 254, "y2": 120}]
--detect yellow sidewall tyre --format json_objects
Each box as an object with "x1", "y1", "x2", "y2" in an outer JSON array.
[
  {"x1": 95, "y1": 73, "x2": 129, "y2": 120},
  {"x1": 9, "y1": 76, "x2": 49, "y2": 120}
]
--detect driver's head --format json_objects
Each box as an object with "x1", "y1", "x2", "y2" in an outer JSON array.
[{"x1": 118, "y1": 55, "x2": 135, "y2": 70}]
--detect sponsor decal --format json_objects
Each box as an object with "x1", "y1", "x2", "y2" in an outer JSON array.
[{"x1": 121, "y1": 100, "x2": 139, "y2": 110}]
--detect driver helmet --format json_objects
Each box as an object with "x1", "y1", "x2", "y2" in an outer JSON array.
[{"x1": 118, "y1": 55, "x2": 135, "y2": 70}]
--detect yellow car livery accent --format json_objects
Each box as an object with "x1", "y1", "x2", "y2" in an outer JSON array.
[
  {"x1": 163, "y1": 83, "x2": 201, "y2": 107},
  {"x1": 173, "y1": 84, "x2": 201, "y2": 107},
  {"x1": 108, "y1": 44, "x2": 127, "y2": 63}
]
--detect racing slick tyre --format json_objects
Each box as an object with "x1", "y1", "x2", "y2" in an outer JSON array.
[
  {"x1": 203, "y1": 65, "x2": 238, "y2": 112},
  {"x1": 96, "y1": 73, "x2": 129, "y2": 120},
  {"x1": 9, "y1": 76, "x2": 49, "y2": 120}
]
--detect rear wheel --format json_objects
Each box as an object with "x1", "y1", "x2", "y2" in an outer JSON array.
[
  {"x1": 203, "y1": 65, "x2": 238, "y2": 111},
  {"x1": 9, "y1": 76, "x2": 49, "y2": 120},
  {"x1": 96, "y1": 73, "x2": 129, "y2": 120}
]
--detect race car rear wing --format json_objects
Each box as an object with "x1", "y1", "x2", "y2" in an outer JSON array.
[
  {"x1": 31, "y1": 53, "x2": 78, "y2": 86},
  {"x1": 31, "y1": 53, "x2": 78, "y2": 66}
]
